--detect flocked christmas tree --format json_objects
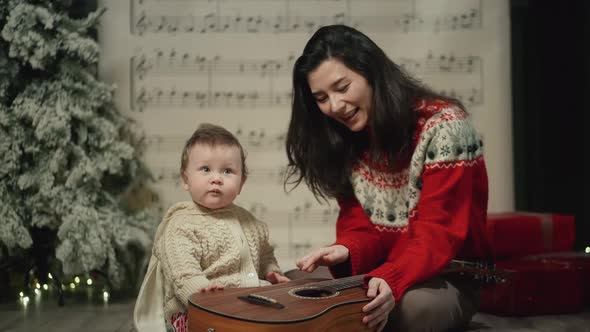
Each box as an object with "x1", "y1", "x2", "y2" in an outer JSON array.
[{"x1": 0, "y1": 0, "x2": 158, "y2": 302}]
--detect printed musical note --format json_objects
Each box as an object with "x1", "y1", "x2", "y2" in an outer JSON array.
[
  {"x1": 134, "y1": 11, "x2": 149, "y2": 35},
  {"x1": 460, "y1": 8, "x2": 481, "y2": 29},
  {"x1": 433, "y1": 8, "x2": 481, "y2": 33},
  {"x1": 248, "y1": 202, "x2": 269, "y2": 220},
  {"x1": 200, "y1": 13, "x2": 216, "y2": 33},
  {"x1": 133, "y1": 87, "x2": 148, "y2": 111},
  {"x1": 248, "y1": 166, "x2": 288, "y2": 185},
  {"x1": 290, "y1": 241, "x2": 312, "y2": 258},
  {"x1": 399, "y1": 53, "x2": 482, "y2": 75},
  {"x1": 247, "y1": 203, "x2": 339, "y2": 227},
  {"x1": 439, "y1": 88, "x2": 483, "y2": 106},
  {"x1": 132, "y1": 54, "x2": 150, "y2": 80}
]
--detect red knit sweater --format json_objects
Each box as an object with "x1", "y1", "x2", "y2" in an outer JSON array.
[{"x1": 330, "y1": 99, "x2": 491, "y2": 301}]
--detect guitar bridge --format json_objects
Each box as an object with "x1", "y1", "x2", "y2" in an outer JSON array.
[{"x1": 238, "y1": 294, "x2": 285, "y2": 309}]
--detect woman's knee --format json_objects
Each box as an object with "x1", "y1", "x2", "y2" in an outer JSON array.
[
  {"x1": 390, "y1": 289, "x2": 449, "y2": 331},
  {"x1": 386, "y1": 279, "x2": 477, "y2": 332}
]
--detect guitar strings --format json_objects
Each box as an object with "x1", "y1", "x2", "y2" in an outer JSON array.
[{"x1": 251, "y1": 259, "x2": 502, "y2": 297}]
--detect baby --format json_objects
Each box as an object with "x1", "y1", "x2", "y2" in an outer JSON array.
[{"x1": 134, "y1": 123, "x2": 288, "y2": 332}]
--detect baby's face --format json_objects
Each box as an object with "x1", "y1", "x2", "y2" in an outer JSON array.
[{"x1": 182, "y1": 143, "x2": 245, "y2": 209}]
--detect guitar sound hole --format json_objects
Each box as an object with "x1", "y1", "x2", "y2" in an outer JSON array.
[{"x1": 289, "y1": 287, "x2": 338, "y2": 299}]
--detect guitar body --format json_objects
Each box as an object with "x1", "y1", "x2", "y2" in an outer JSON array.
[{"x1": 187, "y1": 278, "x2": 374, "y2": 332}]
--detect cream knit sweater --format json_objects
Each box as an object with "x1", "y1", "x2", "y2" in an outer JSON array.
[{"x1": 153, "y1": 201, "x2": 281, "y2": 319}]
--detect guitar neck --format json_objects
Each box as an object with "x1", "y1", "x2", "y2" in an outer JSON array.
[
  {"x1": 318, "y1": 259, "x2": 502, "y2": 290},
  {"x1": 443, "y1": 259, "x2": 506, "y2": 283}
]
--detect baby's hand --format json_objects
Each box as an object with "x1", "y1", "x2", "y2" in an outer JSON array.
[
  {"x1": 265, "y1": 271, "x2": 290, "y2": 284},
  {"x1": 200, "y1": 284, "x2": 225, "y2": 292}
]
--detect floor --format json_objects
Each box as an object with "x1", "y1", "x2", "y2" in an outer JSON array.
[
  {"x1": 1, "y1": 296, "x2": 589, "y2": 332},
  {"x1": 0, "y1": 298, "x2": 135, "y2": 332}
]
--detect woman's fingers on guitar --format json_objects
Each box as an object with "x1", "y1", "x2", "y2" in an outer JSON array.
[
  {"x1": 362, "y1": 277, "x2": 395, "y2": 330},
  {"x1": 297, "y1": 245, "x2": 348, "y2": 272},
  {"x1": 376, "y1": 317, "x2": 388, "y2": 332},
  {"x1": 366, "y1": 282, "x2": 378, "y2": 299},
  {"x1": 305, "y1": 262, "x2": 317, "y2": 272},
  {"x1": 364, "y1": 296, "x2": 394, "y2": 330},
  {"x1": 363, "y1": 306, "x2": 388, "y2": 329},
  {"x1": 363, "y1": 278, "x2": 387, "y2": 311},
  {"x1": 296, "y1": 253, "x2": 314, "y2": 270},
  {"x1": 363, "y1": 294, "x2": 380, "y2": 313},
  {"x1": 295, "y1": 258, "x2": 305, "y2": 270},
  {"x1": 297, "y1": 248, "x2": 326, "y2": 271}
]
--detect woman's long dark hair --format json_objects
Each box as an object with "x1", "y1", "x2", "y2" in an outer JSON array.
[{"x1": 285, "y1": 25, "x2": 464, "y2": 200}]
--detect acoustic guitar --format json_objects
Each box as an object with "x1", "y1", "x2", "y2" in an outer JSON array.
[{"x1": 187, "y1": 260, "x2": 507, "y2": 332}]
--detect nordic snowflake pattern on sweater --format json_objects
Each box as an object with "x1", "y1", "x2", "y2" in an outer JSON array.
[{"x1": 350, "y1": 100, "x2": 484, "y2": 228}]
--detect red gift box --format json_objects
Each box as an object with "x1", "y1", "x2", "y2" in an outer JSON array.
[
  {"x1": 486, "y1": 212, "x2": 575, "y2": 258},
  {"x1": 522, "y1": 252, "x2": 590, "y2": 304},
  {"x1": 479, "y1": 259, "x2": 585, "y2": 316}
]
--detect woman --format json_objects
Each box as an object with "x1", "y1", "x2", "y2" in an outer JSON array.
[{"x1": 285, "y1": 25, "x2": 490, "y2": 332}]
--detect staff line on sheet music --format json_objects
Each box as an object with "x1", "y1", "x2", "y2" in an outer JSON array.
[
  {"x1": 153, "y1": 165, "x2": 289, "y2": 186},
  {"x1": 131, "y1": 53, "x2": 483, "y2": 79},
  {"x1": 131, "y1": 11, "x2": 482, "y2": 35},
  {"x1": 132, "y1": 86, "x2": 482, "y2": 110},
  {"x1": 129, "y1": 0, "x2": 482, "y2": 35},
  {"x1": 146, "y1": 131, "x2": 286, "y2": 152}
]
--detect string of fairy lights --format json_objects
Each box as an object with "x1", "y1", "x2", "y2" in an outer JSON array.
[
  {"x1": 15, "y1": 247, "x2": 590, "y2": 307},
  {"x1": 17, "y1": 272, "x2": 111, "y2": 307}
]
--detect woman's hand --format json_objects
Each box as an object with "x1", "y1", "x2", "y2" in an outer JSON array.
[
  {"x1": 265, "y1": 271, "x2": 291, "y2": 284},
  {"x1": 296, "y1": 245, "x2": 350, "y2": 272},
  {"x1": 200, "y1": 284, "x2": 224, "y2": 292},
  {"x1": 362, "y1": 277, "x2": 396, "y2": 332}
]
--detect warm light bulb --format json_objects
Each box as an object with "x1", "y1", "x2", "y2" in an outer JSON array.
[
  {"x1": 86, "y1": 278, "x2": 93, "y2": 286},
  {"x1": 74, "y1": 276, "x2": 80, "y2": 284},
  {"x1": 22, "y1": 296, "x2": 30, "y2": 305},
  {"x1": 103, "y1": 291, "x2": 110, "y2": 301},
  {"x1": 43, "y1": 284, "x2": 48, "y2": 290},
  {"x1": 35, "y1": 283, "x2": 40, "y2": 289},
  {"x1": 70, "y1": 283, "x2": 76, "y2": 289},
  {"x1": 48, "y1": 273, "x2": 53, "y2": 279},
  {"x1": 585, "y1": 246, "x2": 590, "y2": 254},
  {"x1": 34, "y1": 289, "x2": 40, "y2": 295},
  {"x1": 19, "y1": 291, "x2": 24, "y2": 298}
]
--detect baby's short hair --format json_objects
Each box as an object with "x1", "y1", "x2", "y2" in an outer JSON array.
[{"x1": 180, "y1": 123, "x2": 247, "y2": 176}]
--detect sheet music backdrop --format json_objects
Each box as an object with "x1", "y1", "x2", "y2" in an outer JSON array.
[{"x1": 98, "y1": 0, "x2": 513, "y2": 270}]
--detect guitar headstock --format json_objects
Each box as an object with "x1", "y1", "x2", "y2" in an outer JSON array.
[{"x1": 444, "y1": 259, "x2": 510, "y2": 284}]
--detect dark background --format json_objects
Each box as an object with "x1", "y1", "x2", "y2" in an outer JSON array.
[{"x1": 510, "y1": 0, "x2": 589, "y2": 249}]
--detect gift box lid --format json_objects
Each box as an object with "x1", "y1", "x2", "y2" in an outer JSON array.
[{"x1": 486, "y1": 212, "x2": 575, "y2": 258}]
